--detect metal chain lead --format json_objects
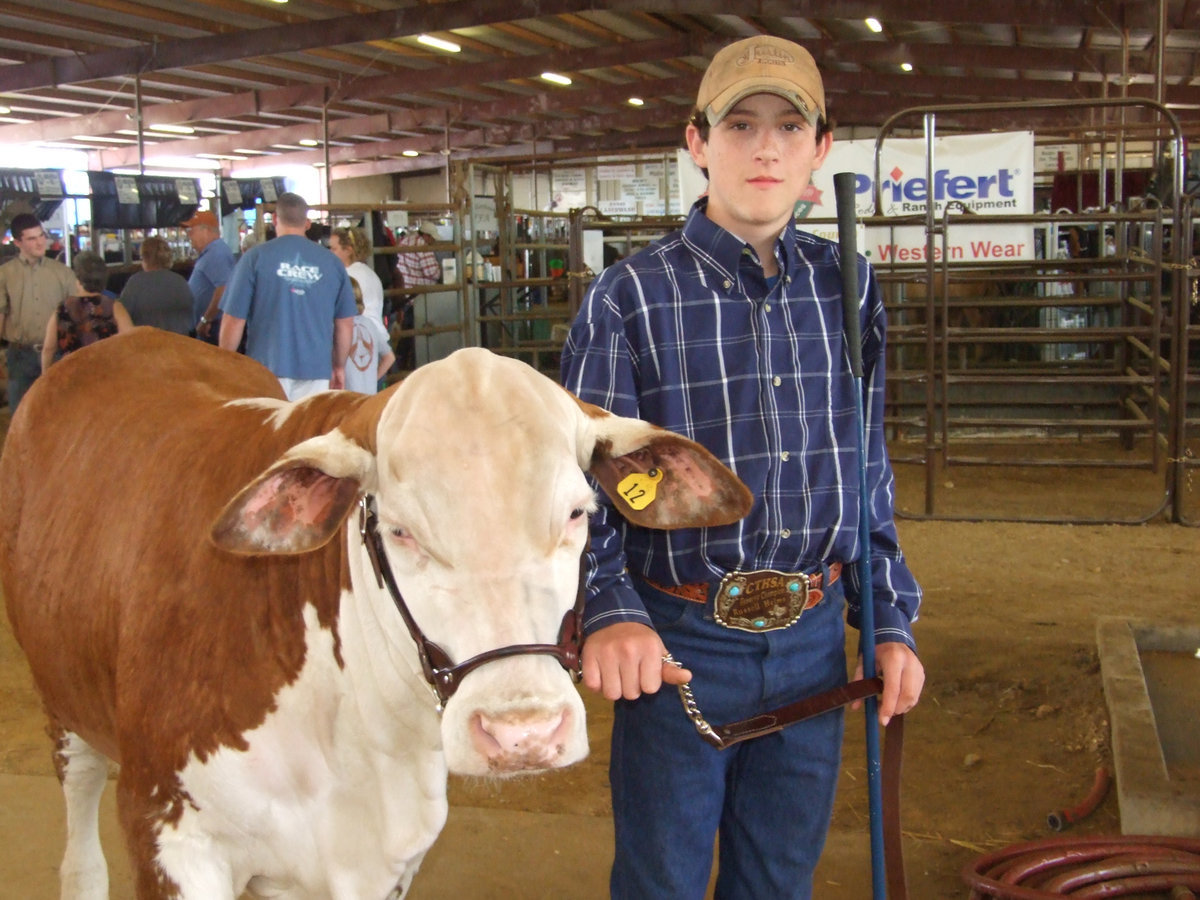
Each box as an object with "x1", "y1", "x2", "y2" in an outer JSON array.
[{"x1": 662, "y1": 652, "x2": 723, "y2": 747}]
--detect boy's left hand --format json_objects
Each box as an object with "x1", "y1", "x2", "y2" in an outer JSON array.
[{"x1": 852, "y1": 643, "x2": 925, "y2": 727}]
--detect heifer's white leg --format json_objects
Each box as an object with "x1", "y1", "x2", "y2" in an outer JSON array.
[{"x1": 55, "y1": 730, "x2": 110, "y2": 900}]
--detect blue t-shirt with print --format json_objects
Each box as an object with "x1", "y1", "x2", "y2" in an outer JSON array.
[{"x1": 221, "y1": 234, "x2": 356, "y2": 380}]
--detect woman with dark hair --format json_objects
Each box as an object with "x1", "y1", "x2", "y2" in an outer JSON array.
[
  {"x1": 41, "y1": 251, "x2": 133, "y2": 370},
  {"x1": 120, "y1": 235, "x2": 194, "y2": 334}
]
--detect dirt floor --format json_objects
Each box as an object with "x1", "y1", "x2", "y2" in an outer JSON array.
[{"x1": 0, "y1": 401, "x2": 1197, "y2": 898}]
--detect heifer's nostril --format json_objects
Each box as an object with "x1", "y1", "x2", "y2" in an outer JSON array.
[{"x1": 472, "y1": 709, "x2": 569, "y2": 763}]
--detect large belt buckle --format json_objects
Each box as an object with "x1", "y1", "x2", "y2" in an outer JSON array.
[{"x1": 713, "y1": 569, "x2": 809, "y2": 633}]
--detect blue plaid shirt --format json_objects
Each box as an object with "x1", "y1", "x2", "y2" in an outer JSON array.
[{"x1": 561, "y1": 199, "x2": 920, "y2": 649}]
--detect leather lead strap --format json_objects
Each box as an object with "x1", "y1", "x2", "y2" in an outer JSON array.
[{"x1": 683, "y1": 676, "x2": 908, "y2": 899}]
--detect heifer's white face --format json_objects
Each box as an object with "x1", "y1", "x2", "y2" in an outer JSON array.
[
  {"x1": 369, "y1": 352, "x2": 592, "y2": 775},
  {"x1": 212, "y1": 347, "x2": 755, "y2": 783}
]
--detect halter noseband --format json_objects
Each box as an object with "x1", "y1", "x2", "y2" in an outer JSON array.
[{"x1": 358, "y1": 497, "x2": 585, "y2": 711}]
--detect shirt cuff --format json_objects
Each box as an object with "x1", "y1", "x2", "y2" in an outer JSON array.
[
  {"x1": 581, "y1": 574, "x2": 652, "y2": 635},
  {"x1": 869, "y1": 601, "x2": 917, "y2": 652}
]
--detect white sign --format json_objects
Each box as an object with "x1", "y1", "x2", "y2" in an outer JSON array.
[
  {"x1": 804, "y1": 131, "x2": 1036, "y2": 263},
  {"x1": 35, "y1": 170, "x2": 63, "y2": 197},
  {"x1": 554, "y1": 168, "x2": 587, "y2": 192},
  {"x1": 641, "y1": 200, "x2": 667, "y2": 216},
  {"x1": 642, "y1": 162, "x2": 665, "y2": 178},
  {"x1": 175, "y1": 179, "x2": 198, "y2": 204},
  {"x1": 1036, "y1": 143, "x2": 1079, "y2": 173},
  {"x1": 622, "y1": 176, "x2": 661, "y2": 201},
  {"x1": 599, "y1": 199, "x2": 639, "y2": 217},
  {"x1": 261, "y1": 179, "x2": 278, "y2": 202},
  {"x1": 222, "y1": 179, "x2": 243, "y2": 205},
  {"x1": 115, "y1": 175, "x2": 140, "y2": 204},
  {"x1": 597, "y1": 163, "x2": 637, "y2": 181}
]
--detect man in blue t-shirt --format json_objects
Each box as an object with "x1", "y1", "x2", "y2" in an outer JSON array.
[
  {"x1": 219, "y1": 192, "x2": 356, "y2": 401},
  {"x1": 183, "y1": 209, "x2": 236, "y2": 344}
]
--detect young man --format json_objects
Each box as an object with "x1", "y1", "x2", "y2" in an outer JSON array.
[
  {"x1": 561, "y1": 36, "x2": 925, "y2": 899},
  {"x1": 0, "y1": 213, "x2": 76, "y2": 411},
  {"x1": 218, "y1": 192, "x2": 356, "y2": 401}
]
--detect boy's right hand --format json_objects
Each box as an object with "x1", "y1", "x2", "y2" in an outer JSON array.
[{"x1": 582, "y1": 622, "x2": 692, "y2": 701}]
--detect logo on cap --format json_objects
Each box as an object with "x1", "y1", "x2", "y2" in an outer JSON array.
[{"x1": 735, "y1": 44, "x2": 795, "y2": 68}]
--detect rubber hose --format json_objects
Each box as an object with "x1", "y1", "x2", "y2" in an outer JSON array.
[
  {"x1": 1047, "y1": 767, "x2": 1111, "y2": 832},
  {"x1": 963, "y1": 835, "x2": 1200, "y2": 899}
]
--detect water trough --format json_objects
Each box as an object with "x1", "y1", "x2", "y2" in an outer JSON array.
[{"x1": 1097, "y1": 617, "x2": 1200, "y2": 836}]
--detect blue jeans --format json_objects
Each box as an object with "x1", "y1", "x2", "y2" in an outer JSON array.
[
  {"x1": 610, "y1": 575, "x2": 847, "y2": 900},
  {"x1": 5, "y1": 343, "x2": 42, "y2": 413}
]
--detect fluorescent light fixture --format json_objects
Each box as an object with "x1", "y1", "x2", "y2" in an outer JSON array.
[
  {"x1": 402, "y1": 149, "x2": 420, "y2": 157},
  {"x1": 299, "y1": 138, "x2": 319, "y2": 146},
  {"x1": 149, "y1": 123, "x2": 195, "y2": 135},
  {"x1": 540, "y1": 72, "x2": 572, "y2": 86},
  {"x1": 900, "y1": 62, "x2": 913, "y2": 72},
  {"x1": 72, "y1": 134, "x2": 136, "y2": 143},
  {"x1": 628, "y1": 97, "x2": 645, "y2": 106},
  {"x1": 865, "y1": 17, "x2": 883, "y2": 33},
  {"x1": 234, "y1": 148, "x2": 264, "y2": 155},
  {"x1": 0, "y1": 106, "x2": 11, "y2": 115},
  {"x1": 417, "y1": 34, "x2": 461, "y2": 53}
]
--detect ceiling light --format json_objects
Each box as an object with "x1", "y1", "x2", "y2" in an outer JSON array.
[
  {"x1": 628, "y1": 97, "x2": 644, "y2": 106},
  {"x1": 72, "y1": 134, "x2": 135, "y2": 143},
  {"x1": 0, "y1": 106, "x2": 11, "y2": 115},
  {"x1": 540, "y1": 72, "x2": 572, "y2": 86},
  {"x1": 149, "y1": 123, "x2": 195, "y2": 135},
  {"x1": 299, "y1": 138, "x2": 319, "y2": 146},
  {"x1": 402, "y1": 150, "x2": 420, "y2": 157},
  {"x1": 417, "y1": 34, "x2": 461, "y2": 53},
  {"x1": 901, "y1": 62, "x2": 913, "y2": 72},
  {"x1": 865, "y1": 17, "x2": 883, "y2": 33}
]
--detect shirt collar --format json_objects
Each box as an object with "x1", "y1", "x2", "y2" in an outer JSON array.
[{"x1": 681, "y1": 197, "x2": 797, "y2": 281}]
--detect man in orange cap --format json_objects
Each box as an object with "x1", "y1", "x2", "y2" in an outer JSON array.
[
  {"x1": 562, "y1": 36, "x2": 925, "y2": 898},
  {"x1": 181, "y1": 208, "x2": 235, "y2": 344}
]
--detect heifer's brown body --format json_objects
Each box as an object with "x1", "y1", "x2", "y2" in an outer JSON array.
[{"x1": 0, "y1": 331, "x2": 388, "y2": 892}]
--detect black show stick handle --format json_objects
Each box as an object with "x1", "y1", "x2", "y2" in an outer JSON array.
[{"x1": 833, "y1": 171, "x2": 863, "y2": 378}]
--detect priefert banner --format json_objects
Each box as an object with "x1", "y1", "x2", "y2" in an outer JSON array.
[{"x1": 798, "y1": 131, "x2": 1035, "y2": 263}]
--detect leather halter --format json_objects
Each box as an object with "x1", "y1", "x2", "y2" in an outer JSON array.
[{"x1": 358, "y1": 497, "x2": 585, "y2": 711}]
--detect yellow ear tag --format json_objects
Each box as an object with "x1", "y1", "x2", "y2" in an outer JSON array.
[{"x1": 617, "y1": 467, "x2": 663, "y2": 511}]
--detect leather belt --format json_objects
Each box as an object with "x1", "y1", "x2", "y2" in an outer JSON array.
[{"x1": 643, "y1": 562, "x2": 842, "y2": 606}]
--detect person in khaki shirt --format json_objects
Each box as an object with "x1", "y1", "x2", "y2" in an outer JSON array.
[{"x1": 0, "y1": 213, "x2": 76, "y2": 411}]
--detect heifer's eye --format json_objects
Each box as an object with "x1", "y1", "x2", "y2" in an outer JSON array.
[
  {"x1": 390, "y1": 526, "x2": 408, "y2": 539},
  {"x1": 569, "y1": 508, "x2": 587, "y2": 521}
]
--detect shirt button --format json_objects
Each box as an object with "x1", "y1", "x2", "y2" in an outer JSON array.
[
  {"x1": 764, "y1": 303, "x2": 772, "y2": 312},
  {"x1": 781, "y1": 528, "x2": 792, "y2": 539},
  {"x1": 780, "y1": 451, "x2": 790, "y2": 461},
  {"x1": 785, "y1": 275, "x2": 792, "y2": 284},
  {"x1": 772, "y1": 376, "x2": 782, "y2": 387},
  {"x1": 723, "y1": 279, "x2": 732, "y2": 289}
]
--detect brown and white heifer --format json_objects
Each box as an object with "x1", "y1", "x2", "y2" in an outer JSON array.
[{"x1": 0, "y1": 329, "x2": 752, "y2": 900}]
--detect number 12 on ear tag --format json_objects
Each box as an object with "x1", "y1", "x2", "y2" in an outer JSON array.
[{"x1": 617, "y1": 467, "x2": 663, "y2": 510}]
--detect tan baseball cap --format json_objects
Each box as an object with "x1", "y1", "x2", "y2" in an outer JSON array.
[{"x1": 696, "y1": 36, "x2": 826, "y2": 126}]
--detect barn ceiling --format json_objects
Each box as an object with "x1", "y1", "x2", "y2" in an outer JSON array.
[{"x1": 3, "y1": 1, "x2": 1200, "y2": 182}]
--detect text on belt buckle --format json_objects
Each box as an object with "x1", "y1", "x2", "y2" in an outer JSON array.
[{"x1": 713, "y1": 569, "x2": 810, "y2": 633}]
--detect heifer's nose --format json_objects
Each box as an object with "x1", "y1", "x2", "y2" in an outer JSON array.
[{"x1": 471, "y1": 708, "x2": 573, "y2": 770}]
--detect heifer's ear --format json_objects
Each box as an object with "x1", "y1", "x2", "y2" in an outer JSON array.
[
  {"x1": 211, "y1": 432, "x2": 377, "y2": 555},
  {"x1": 573, "y1": 396, "x2": 754, "y2": 530}
]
